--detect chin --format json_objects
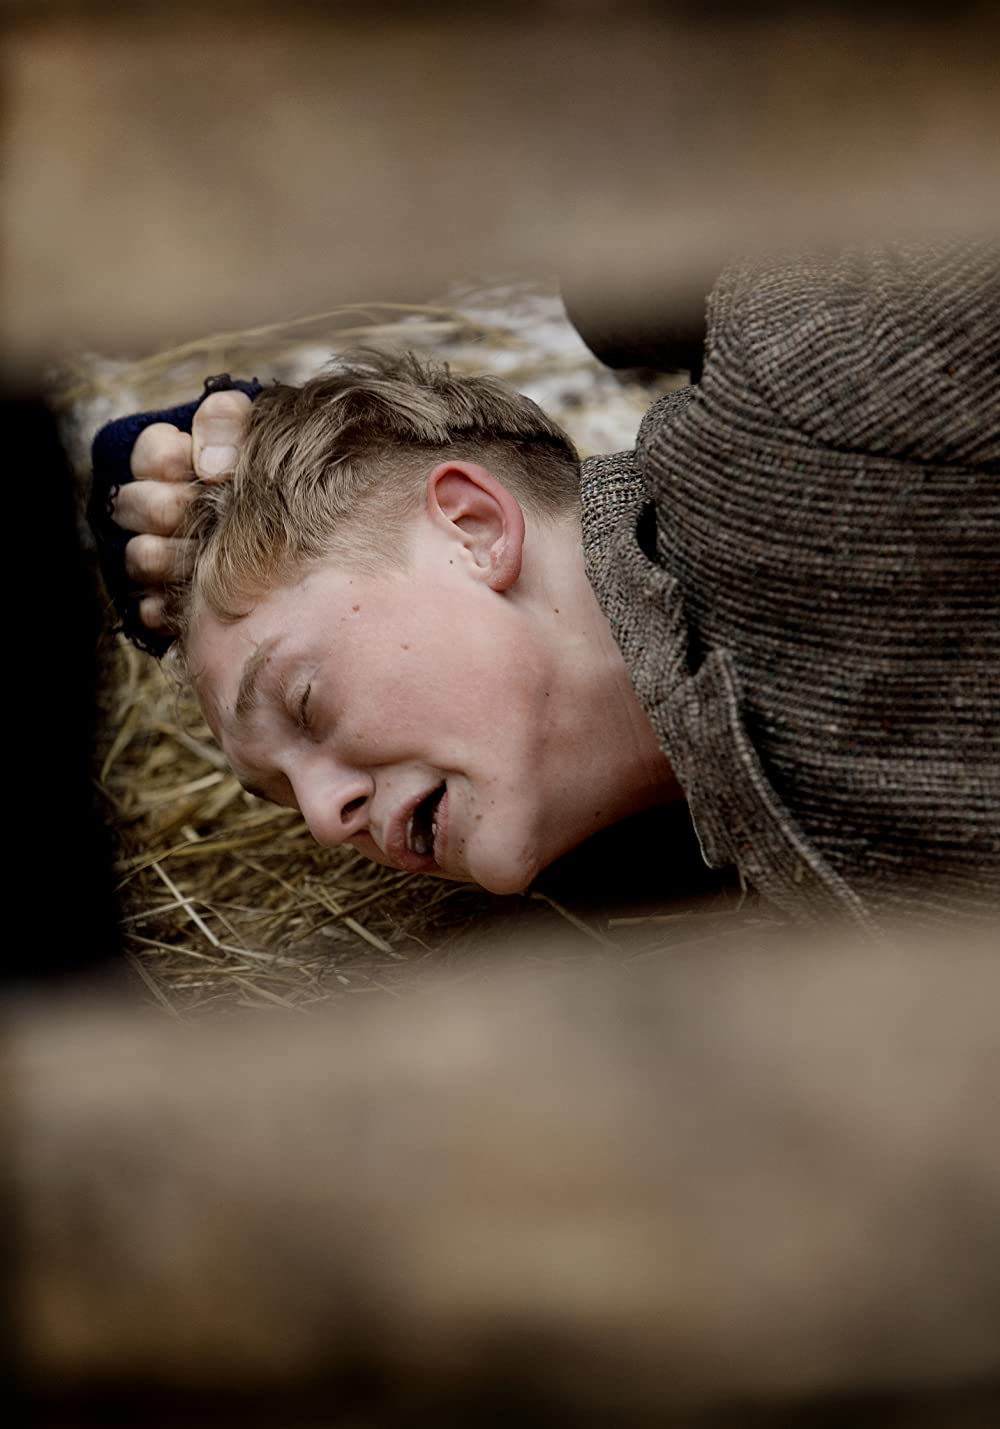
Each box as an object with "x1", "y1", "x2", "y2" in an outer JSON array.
[{"x1": 471, "y1": 850, "x2": 542, "y2": 897}]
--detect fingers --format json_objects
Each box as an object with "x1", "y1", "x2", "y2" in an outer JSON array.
[
  {"x1": 113, "y1": 478, "x2": 196, "y2": 536},
  {"x1": 109, "y1": 392, "x2": 250, "y2": 635},
  {"x1": 137, "y1": 594, "x2": 169, "y2": 633},
  {"x1": 192, "y1": 389, "x2": 251, "y2": 481},
  {"x1": 122, "y1": 423, "x2": 195, "y2": 539},
  {"x1": 130, "y1": 423, "x2": 194, "y2": 483},
  {"x1": 124, "y1": 535, "x2": 196, "y2": 585}
]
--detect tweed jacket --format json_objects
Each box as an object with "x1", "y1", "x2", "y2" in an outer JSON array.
[{"x1": 580, "y1": 246, "x2": 1000, "y2": 929}]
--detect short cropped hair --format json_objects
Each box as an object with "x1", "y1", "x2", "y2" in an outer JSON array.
[{"x1": 168, "y1": 349, "x2": 580, "y2": 640}]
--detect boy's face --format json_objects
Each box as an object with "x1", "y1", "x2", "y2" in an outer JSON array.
[{"x1": 187, "y1": 516, "x2": 603, "y2": 895}]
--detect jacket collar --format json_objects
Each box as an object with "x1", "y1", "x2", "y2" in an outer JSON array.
[{"x1": 577, "y1": 398, "x2": 876, "y2": 931}]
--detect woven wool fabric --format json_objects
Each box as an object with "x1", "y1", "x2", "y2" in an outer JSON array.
[{"x1": 580, "y1": 245, "x2": 1000, "y2": 929}]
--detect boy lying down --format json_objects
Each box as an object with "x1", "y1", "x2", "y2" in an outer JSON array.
[{"x1": 90, "y1": 244, "x2": 1000, "y2": 930}]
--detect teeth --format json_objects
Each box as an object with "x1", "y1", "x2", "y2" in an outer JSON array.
[
  {"x1": 406, "y1": 786, "x2": 444, "y2": 860},
  {"x1": 406, "y1": 812, "x2": 431, "y2": 858}
]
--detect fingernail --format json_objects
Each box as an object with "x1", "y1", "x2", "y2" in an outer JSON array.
[{"x1": 200, "y1": 445, "x2": 238, "y2": 477}]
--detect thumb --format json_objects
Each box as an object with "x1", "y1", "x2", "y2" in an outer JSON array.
[{"x1": 192, "y1": 390, "x2": 252, "y2": 482}]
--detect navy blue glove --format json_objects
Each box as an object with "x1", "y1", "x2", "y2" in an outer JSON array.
[{"x1": 88, "y1": 374, "x2": 262, "y2": 656}]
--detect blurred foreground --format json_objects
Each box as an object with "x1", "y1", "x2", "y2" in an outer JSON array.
[
  {"x1": 8, "y1": 926, "x2": 1000, "y2": 1426},
  {"x1": 6, "y1": 2, "x2": 1000, "y2": 368}
]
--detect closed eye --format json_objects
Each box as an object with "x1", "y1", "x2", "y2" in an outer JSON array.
[{"x1": 298, "y1": 682, "x2": 313, "y2": 734}]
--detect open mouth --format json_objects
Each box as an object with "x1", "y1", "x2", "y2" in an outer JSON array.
[{"x1": 406, "y1": 782, "x2": 446, "y2": 859}]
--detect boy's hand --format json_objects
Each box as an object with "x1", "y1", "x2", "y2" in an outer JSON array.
[{"x1": 112, "y1": 390, "x2": 252, "y2": 633}]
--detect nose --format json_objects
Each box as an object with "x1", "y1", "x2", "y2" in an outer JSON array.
[{"x1": 292, "y1": 763, "x2": 374, "y2": 848}]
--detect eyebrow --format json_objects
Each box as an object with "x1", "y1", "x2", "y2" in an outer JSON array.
[{"x1": 234, "y1": 637, "x2": 281, "y2": 725}]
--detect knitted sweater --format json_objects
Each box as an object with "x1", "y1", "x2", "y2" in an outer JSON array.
[{"x1": 580, "y1": 245, "x2": 1000, "y2": 929}]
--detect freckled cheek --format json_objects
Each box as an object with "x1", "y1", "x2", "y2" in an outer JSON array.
[
  {"x1": 345, "y1": 630, "x2": 515, "y2": 759},
  {"x1": 384, "y1": 663, "x2": 465, "y2": 732},
  {"x1": 337, "y1": 683, "x2": 428, "y2": 759}
]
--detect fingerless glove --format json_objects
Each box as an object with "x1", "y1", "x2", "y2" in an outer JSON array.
[{"x1": 88, "y1": 374, "x2": 261, "y2": 655}]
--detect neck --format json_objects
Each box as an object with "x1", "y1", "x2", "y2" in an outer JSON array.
[{"x1": 522, "y1": 512, "x2": 682, "y2": 832}]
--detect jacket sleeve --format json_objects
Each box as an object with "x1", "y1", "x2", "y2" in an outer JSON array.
[
  {"x1": 88, "y1": 374, "x2": 261, "y2": 657},
  {"x1": 706, "y1": 243, "x2": 1000, "y2": 470}
]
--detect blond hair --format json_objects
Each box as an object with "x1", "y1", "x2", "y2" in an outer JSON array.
[{"x1": 167, "y1": 350, "x2": 579, "y2": 641}]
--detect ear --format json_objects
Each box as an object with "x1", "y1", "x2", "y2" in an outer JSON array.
[{"x1": 424, "y1": 461, "x2": 525, "y2": 591}]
